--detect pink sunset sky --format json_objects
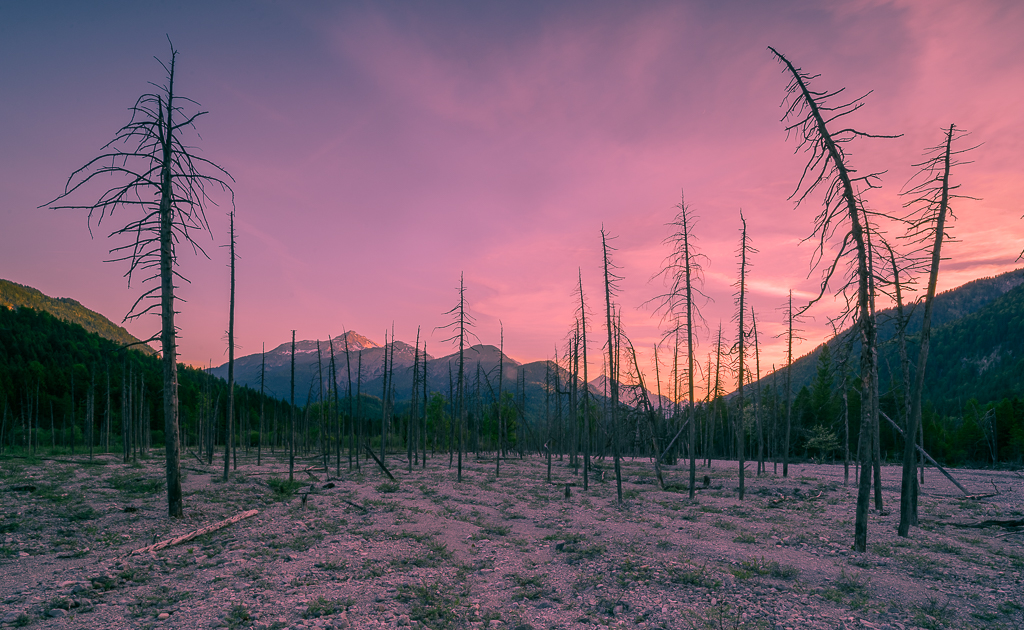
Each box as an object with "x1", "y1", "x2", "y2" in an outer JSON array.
[{"x1": 1, "y1": 1, "x2": 1022, "y2": 396}]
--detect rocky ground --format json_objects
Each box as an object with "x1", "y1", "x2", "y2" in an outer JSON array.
[{"x1": 1, "y1": 450, "x2": 1022, "y2": 630}]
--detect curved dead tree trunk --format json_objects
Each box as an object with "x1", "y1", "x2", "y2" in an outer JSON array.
[{"x1": 769, "y1": 46, "x2": 898, "y2": 552}]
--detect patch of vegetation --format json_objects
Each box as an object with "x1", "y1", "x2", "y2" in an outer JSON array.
[
  {"x1": 391, "y1": 541, "x2": 453, "y2": 569},
  {"x1": 268, "y1": 532, "x2": 323, "y2": 552},
  {"x1": 542, "y1": 532, "x2": 586, "y2": 543},
  {"x1": 615, "y1": 558, "x2": 656, "y2": 587},
  {"x1": 302, "y1": 596, "x2": 354, "y2": 619},
  {"x1": 375, "y1": 481, "x2": 400, "y2": 493},
  {"x1": 666, "y1": 561, "x2": 720, "y2": 588},
  {"x1": 563, "y1": 543, "x2": 606, "y2": 564},
  {"x1": 107, "y1": 473, "x2": 164, "y2": 496},
  {"x1": 363, "y1": 498, "x2": 402, "y2": 512},
  {"x1": 731, "y1": 557, "x2": 800, "y2": 580},
  {"x1": 225, "y1": 603, "x2": 253, "y2": 629},
  {"x1": 266, "y1": 477, "x2": 305, "y2": 501},
  {"x1": 472, "y1": 522, "x2": 511, "y2": 539},
  {"x1": 131, "y1": 586, "x2": 191, "y2": 616},
  {"x1": 508, "y1": 572, "x2": 552, "y2": 601},
  {"x1": 913, "y1": 598, "x2": 954, "y2": 630},
  {"x1": 314, "y1": 559, "x2": 348, "y2": 571},
  {"x1": 733, "y1": 532, "x2": 756, "y2": 544},
  {"x1": 712, "y1": 518, "x2": 737, "y2": 531},
  {"x1": 396, "y1": 580, "x2": 467, "y2": 630}
]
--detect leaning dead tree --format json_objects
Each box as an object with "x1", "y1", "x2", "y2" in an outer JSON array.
[
  {"x1": 897, "y1": 124, "x2": 976, "y2": 536},
  {"x1": 47, "y1": 43, "x2": 233, "y2": 518},
  {"x1": 769, "y1": 46, "x2": 898, "y2": 552}
]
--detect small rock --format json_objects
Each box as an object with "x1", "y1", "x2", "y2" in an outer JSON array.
[
  {"x1": 72, "y1": 583, "x2": 88, "y2": 594},
  {"x1": 1, "y1": 612, "x2": 23, "y2": 624},
  {"x1": 397, "y1": 614, "x2": 411, "y2": 626},
  {"x1": 157, "y1": 612, "x2": 170, "y2": 620},
  {"x1": 48, "y1": 609, "x2": 68, "y2": 618}
]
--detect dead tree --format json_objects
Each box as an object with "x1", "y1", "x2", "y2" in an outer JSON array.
[
  {"x1": 496, "y1": 322, "x2": 504, "y2": 477},
  {"x1": 750, "y1": 306, "x2": 765, "y2": 475},
  {"x1": 769, "y1": 46, "x2": 899, "y2": 552},
  {"x1": 601, "y1": 228, "x2": 624, "y2": 504},
  {"x1": 47, "y1": 43, "x2": 233, "y2": 517},
  {"x1": 732, "y1": 209, "x2": 757, "y2": 499},
  {"x1": 290, "y1": 330, "x2": 296, "y2": 482},
  {"x1": 258, "y1": 342, "x2": 265, "y2": 467},
  {"x1": 437, "y1": 273, "x2": 477, "y2": 482},
  {"x1": 576, "y1": 270, "x2": 593, "y2": 490},
  {"x1": 223, "y1": 209, "x2": 237, "y2": 480},
  {"x1": 897, "y1": 124, "x2": 975, "y2": 536},
  {"x1": 648, "y1": 191, "x2": 708, "y2": 499}
]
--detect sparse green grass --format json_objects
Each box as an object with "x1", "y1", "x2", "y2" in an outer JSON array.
[
  {"x1": 107, "y1": 473, "x2": 164, "y2": 496},
  {"x1": 913, "y1": 598, "x2": 954, "y2": 629},
  {"x1": 268, "y1": 532, "x2": 323, "y2": 552},
  {"x1": 563, "y1": 543, "x2": 606, "y2": 564},
  {"x1": 397, "y1": 581, "x2": 467, "y2": 630},
  {"x1": 391, "y1": 540, "x2": 453, "y2": 569},
  {"x1": 302, "y1": 596, "x2": 354, "y2": 619},
  {"x1": 225, "y1": 603, "x2": 253, "y2": 629},
  {"x1": 666, "y1": 561, "x2": 720, "y2": 588},
  {"x1": 508, "y1": 572, "x2": 552, "y2": 600},
  {"x1": 266, "y1": 477, "x2": 305, "y2": 501},
  {"x1": 733, "y1": 532, "x2": 756, "y2": 544},
  {"x1": 375, "y1": 481, "x2": 400, "y2": 493},
  {"x1": 130, "y1": 586, "x2": 191, "y2": 616},
  {"x1": 314, "y1": 559, "x2": 348, "y2": 571},
  {"x1": 731, "y1": 557, "x2": 800, "y2": 580}
]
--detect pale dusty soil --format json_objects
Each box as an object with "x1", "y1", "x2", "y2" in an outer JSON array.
[{"x1": 1, "y1": 451, "x2": 1022, "y2": 630}]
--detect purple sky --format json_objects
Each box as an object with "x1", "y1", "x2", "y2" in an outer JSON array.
[{"x1": 2, "y1": 1, "x2": 1022, "y2": 396}]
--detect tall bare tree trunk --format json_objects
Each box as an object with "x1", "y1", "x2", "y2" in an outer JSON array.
[
  {"x1": 578, "y1": 271, "x2": 591, "y2": 491},
  {"x1": 289, "y1": 330, "x2": 296, "y2": 482},
  {"x1": 900, "y1": 124, "x2": 959, "y2": 536},
  {"x1": 601, "y1": 229, "x2": 623, "y2": 505},
  {"x1": 224, "y1": 210, "x2": 236, "y2": 480}
]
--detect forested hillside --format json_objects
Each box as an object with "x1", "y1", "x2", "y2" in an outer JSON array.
[
  {"x1": 0, "y1": 306, "x2": 290, "y2": 457},
  {"x1": 778, "y1": 277, "x2": 1024, "y2": 467},
  {"x1": 767, "y1": 268, "x2": 1023, "y2": 396},
  {"x1": 0, "y1": 279, "x2": 155, "y2": 355}
]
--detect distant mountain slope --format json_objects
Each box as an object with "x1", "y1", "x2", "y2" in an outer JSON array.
[
  {"x1": 0, "y1": 278, "x2": 155, "y2": 355},
  {"x1": 760, "y1": 268, "x2": 1024, "y2": 410}
]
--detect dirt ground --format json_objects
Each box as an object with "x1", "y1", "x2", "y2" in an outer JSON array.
[{"x1": 1, "y1": 450, "x2": 1021, "y2": 630}]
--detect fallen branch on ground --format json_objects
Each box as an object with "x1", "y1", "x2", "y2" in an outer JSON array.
[
  {"x1": 880, "y1": 411, "x2": 970, "y2": 495},
  {"x1": 364, "y1": 444, "x2": 396, "y2": 481},
  {"x1": 339, "y1": 498, "x2": 368, "y2": 513},
  {"x1": 944, "y1": 518, "x2": 1024, "y2": 530},
  {"x1": 128, "y1": 509, "x2": 259, "y2": 556}
]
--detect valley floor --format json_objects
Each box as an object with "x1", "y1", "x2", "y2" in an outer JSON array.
[{"x1": 1, "y1": 451, "x2": 1022, "y2": 629}]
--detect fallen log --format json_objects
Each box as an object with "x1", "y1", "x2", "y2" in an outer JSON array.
[
  {"x1": 880, "y1": 411, "x2": 969, "y2": 495},
  {"x1": 128, "y1": 509, "x2": 258, "y2": 556},
  {"x1": 364, "y1": 444, "x2": 396, "y2": 481},
  {"x1": 339, "y1": 498, "x2": 368, "y2": 513},
  {"x1": 946, "y1": 518, "x2": 1024, "y2": 530}
]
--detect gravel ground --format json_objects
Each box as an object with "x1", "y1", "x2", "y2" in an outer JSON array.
[{"x1": 1, "y1": 451, "x2": 1022, "y2": 629}]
